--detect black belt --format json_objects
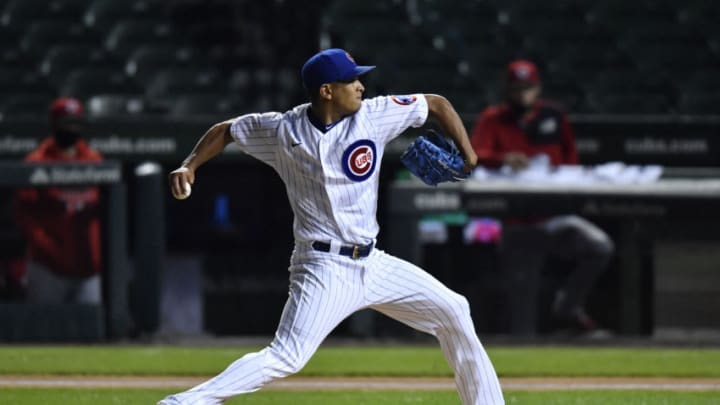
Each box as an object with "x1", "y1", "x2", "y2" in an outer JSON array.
[{"x1": 311, "y1": 241, "x2": 373, "y2": 259}]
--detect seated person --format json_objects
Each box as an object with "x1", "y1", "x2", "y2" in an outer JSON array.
[{"x1": 470, "y1": 60, "x2": 615, "y2": 334}]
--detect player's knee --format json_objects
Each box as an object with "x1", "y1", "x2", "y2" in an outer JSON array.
[
  {"x1": 443, "y1": 292, "x2": 472, "y2": 321},
  {"x1": 432, "y1": 293, "x2": 474, "y2": 336},
  {"x1": 264, "y1": 346, "x2": 310, "y2": 377},
  {"x1": 283, "y1": 355, "x2": 309, "y2": 375}
]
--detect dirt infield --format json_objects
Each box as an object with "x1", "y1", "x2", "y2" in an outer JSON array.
[{"x1": 1, "y1": 376, "x2": 719, "y2": 391}]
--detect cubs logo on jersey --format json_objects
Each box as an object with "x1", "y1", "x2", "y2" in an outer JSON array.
[
  {"x1": 391, "y1": 95, "x2": 417, "y2": 105},
  {"x1": 342, "y1": 139, "x2": 376, "y2": 181}
]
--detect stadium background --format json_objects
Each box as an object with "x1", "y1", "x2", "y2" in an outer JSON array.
[{"x1": 0, "y1": 1, "x2": 720, "y2": 403}]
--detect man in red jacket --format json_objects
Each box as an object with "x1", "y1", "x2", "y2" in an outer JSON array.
[
  {"x1": 470, "y1": 61, "x2": 614, "y2": 334},
  {"x1": 14, "y1": 97, "x2": 103, "y2": 304}
]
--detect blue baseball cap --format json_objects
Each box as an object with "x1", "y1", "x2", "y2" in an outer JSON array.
[{"x1": 301, "y1": 48, "x2": 375, "y2": 89}]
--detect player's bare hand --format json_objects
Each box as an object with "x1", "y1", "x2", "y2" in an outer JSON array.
[
  {"x1": 503, "y1": 152, "x2": 529, "y2": 171},
  {"x1": 169, "y1": 166, "x2": 195, "y2": 200}
]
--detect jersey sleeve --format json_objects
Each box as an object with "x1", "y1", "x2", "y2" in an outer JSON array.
[
  {"x1": 362, "y1": 94, "x2": 428, "y2": 144},
  {"x1": 229, "y1": 112, "x2": 283, "y2": 166}
]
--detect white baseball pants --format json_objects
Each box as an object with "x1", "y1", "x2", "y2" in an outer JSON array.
[{"x1": 159, "y1": 245, "x2": 504, "y2": 405}]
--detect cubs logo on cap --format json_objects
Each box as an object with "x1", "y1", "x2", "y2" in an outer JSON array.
[
  {"x1": 342, "y1": 139, "x2": 376, "y2": 182},
  {"x1": 391, "y1": 95, "x2": 417, "y2": 105}
]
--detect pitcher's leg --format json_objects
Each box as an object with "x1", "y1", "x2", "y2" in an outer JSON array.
[
  {"x1": 158, "y1": 264, "x2": 364, "y2": 405},
  {"x1": 366, "y1": 250, "x2": 504, "y2": 405}
]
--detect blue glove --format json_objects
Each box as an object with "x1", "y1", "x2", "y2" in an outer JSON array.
[{"x1": 400, "y1": 130, "x2": 469, "y2": 186}]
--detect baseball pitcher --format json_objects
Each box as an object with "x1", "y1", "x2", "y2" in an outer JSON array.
[{"x1": 160, "y1": 48, "x2": 504, "y2": 405}]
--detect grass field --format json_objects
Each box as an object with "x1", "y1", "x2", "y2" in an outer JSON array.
[
  {"x1": 2, "y1": 388, "x2": 720, "y2": 405},
  {"x1": 0, "y1": 345, "x2": 718, "y2": 404},
  {"x1": 1, "y1": 345, "x2": 719, "y2": 377}
]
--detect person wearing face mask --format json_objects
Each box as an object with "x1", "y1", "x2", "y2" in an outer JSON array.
[
  {"x1": 469, "y1": 61, "x2": 615, "y2": 336},
  {"x1": 13, "y1": 97, "x2": 104, "y2": 304}
]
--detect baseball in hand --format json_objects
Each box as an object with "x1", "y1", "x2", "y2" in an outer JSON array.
[{"x1": 176, "y1": 182, "x2": 192, "y2": 200}]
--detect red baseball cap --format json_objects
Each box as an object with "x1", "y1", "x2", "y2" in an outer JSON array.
[
  {"x1": 49, "y1": 97, "x2": 84, "y2": 127},
  {"x1": 506, "y1": 60, "x2": 540, "y2": 85}
]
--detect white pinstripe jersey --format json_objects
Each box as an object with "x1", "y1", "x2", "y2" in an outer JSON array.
[{"x1": 229, "y1": 94, "x2": 428, "y2": 245}]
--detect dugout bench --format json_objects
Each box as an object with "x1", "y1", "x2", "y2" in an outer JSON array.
[
  {"x1": 385, "y1": 168, "x2": 720, "y2": 336},
  {"x1": 0, "y1": 160, "x2": 164, "y2": 341}
]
